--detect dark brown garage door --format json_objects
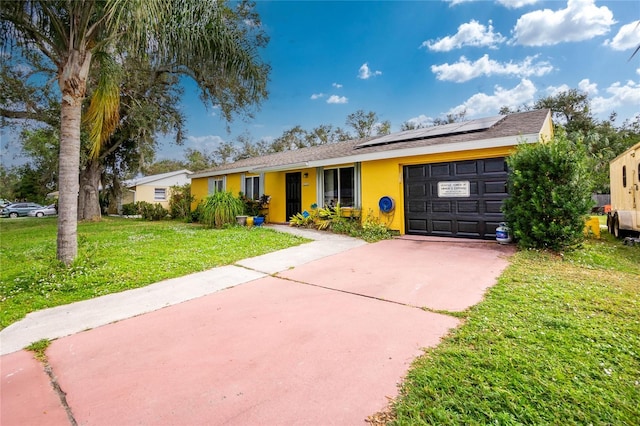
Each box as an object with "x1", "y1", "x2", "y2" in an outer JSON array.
[{"x1": 404, "y1": 157, "x2": 508, "y2": 239}]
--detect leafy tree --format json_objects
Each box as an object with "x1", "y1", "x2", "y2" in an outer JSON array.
[
  {"x1": 269, "y1": 125, "x2": 308, "y2": 152},
  {"x1": 184, "y1": 148, "x2": 215, "y2": 172},
  {"x1": 345, "y1": 110, "x2": 388, "y2": 138},
  {"x1": 401, "y1": 109, "x2": 467, "y2": 131},
  {"x1": 144, "y1": 160, "x2": 187, "y2": 176},
  {"x1": 375, "y1": 120, "x2": 392, "y2": 136},
  {"x1": 305, "y1": 124, "x2": 348, "y2": 146},
  {"x1": 79, "y1": 55, "x2": 186, "y2": 221},
  {"x1": 503, "y1": 132, "x2": 594, "y2": 251},
  {"x1": 168, "y1": 184, "x2": 194, "y2": 221},
  {"x1": 213, "y1": 141, "x2": 238, "y2": 165},
  {"x1": 234, "y1": 132, "x2": 263, "y2": 160},
  {"x1": 0, "y1": 164, "x2": 19, "y2": 201},
  {"x1": 501, "y1": 90, "x2": 640, "y2": 194},
  {"x1": 432, "y1": 110, "x2": 467, "y2": 126},
  {"x1": 400, "y1": 121, "x2": 425, "y2": 131},
  {"x1": 534, "y1": 89, "x2": 595, "y2": 135},
  {"x1": 1, "y1": 0, "x2": 269, "y2": 264},
  {"x1": 19, "y1": 127, "x2": 59, "y2": 194}
]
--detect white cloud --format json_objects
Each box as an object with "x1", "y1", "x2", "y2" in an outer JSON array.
[
  {"x1": 431, "y1": 54, "x2": 553, "y2": 82},
  {"x1": 327, "y1": 95, "x2": 348, "y2": 104},
  {"x1": 545, "y1": 79, "x2": 598, "y2": 97},
  {"x1": 496, "y1": 0, "x2": 539, "y2": 9},
  {"x1": 404, "y1": 114, "x2": 434, "y2": 128},
  {"x1": 448, "y1": 79, "x2": 537, "y2": 117},
  {"x1": 445, "y1": 0, "x2": 476, "y2": 6},
  {"x1": 332, "y1": 82, "x2": 343, "y2": 88},
  {"x1": 187, "y1": 135, "x2": 225, "y2": 149},
  {"x1": 578, "y1": 78, "x2": 598, "y2": 95},
  {"x1": 310, "y1": 93, "x2": 325, "y2": 100},
  {"x1": 358, "y1": 63, "x2": 382, "y2": 79},
  {"x1": 544, "y1": 83, "x2": 571, "y2": 96},
  {"x1": 512, "y1": 0, "x2": 615, "y2": 46},
  {"x1": 591, "y1": 80, "x2": 640, "y2": 114},
  {"x1": 422, "y1": 20, "x2": 505, "y2": 51},
  {"x1": 637, "y1": 68, "x2": 640, "y2": 76},
  {"x1": 605, "y1": 20, "x2": 640, "y2": 51}
]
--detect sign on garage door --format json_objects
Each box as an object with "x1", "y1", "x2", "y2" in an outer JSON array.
[{"x1": 404, "y1": 158, "x2": 508, "y2": 239}]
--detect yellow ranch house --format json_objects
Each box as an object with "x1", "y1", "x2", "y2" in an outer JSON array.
[{"x1": 191, "y1": 109, "x2": 553, "y2": 239}]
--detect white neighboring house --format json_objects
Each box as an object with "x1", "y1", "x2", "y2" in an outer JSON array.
[{"x1": 121, "y1": 169, "x2": 192, "y2": 212}]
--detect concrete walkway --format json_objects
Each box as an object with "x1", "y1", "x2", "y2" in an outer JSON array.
[
  {"x1": 0, "y1": 226, "x2": 366, "y2": 356},
  {"x1": 1, "y1": 226, "x2": 514, "y2": 425}
]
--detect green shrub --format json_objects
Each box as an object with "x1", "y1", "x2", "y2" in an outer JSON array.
[
  {"x1": 288, "y1": 206, "x2": 394, "y2": 243},
  {"x1": 360, "y1": 212, "x2": 395, "y2": 242},
  {"x1": 503, "y1": 133, "x2": 594, "y2": 251},
  {"x1": 200, "y1": 191, "x2": 244, "y2": 228},
  {"x1": 169, "y1": 184, "x2": 194, "y2": 221},
  {"x1": 121, "y1": 202, "x2": 138, "y2": 216},
  {"x1": 138, "y1": 201, "x2": 168, "y2": 221},
  {"x1": 289, "y1": 211, "x2": 316, "y2": 227}
]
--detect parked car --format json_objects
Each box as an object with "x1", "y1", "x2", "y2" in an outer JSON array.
[
  {"x1": 28, "y1": 204, "x2": 57, "y2": 217},
  {"x1": 0, "y1": 202, "x2": 43, "y2": 218}
]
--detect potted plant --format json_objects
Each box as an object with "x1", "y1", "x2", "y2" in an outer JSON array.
[{"x1": 254, "y1": 194, "x2": 271, "y2": 226}]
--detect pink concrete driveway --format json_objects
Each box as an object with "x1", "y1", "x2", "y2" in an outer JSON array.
[
  {"x1": 280, "y1": 236, "x2": 515, "y2": 312},
  {"x1": 1, "y1": 237, "x2": 513, "y2": 425}
]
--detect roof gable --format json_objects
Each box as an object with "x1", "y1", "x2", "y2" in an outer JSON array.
[{"x1": 126, "y1": 169, "x2": 192, "y2": 188}]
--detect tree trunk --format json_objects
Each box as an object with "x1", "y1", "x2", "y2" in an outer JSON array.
[
  {"x1": 57, "y1": 50, "x2": 92, "y2": 265},
  {"x1": 78, "y1": 159, "x2": 103, "y2": 221}
]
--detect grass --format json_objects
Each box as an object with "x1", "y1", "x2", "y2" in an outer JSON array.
[
  {"x1": 0, "y1": 217, "x2": 308, "y2": 329},
  {"x1": 390, "y1": 234, "x2": 640, "y2": 425}
]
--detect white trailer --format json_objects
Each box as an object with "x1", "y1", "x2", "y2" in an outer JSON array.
[{"x1": 607, "y1": 141, "x2": 640, "y2": 239}]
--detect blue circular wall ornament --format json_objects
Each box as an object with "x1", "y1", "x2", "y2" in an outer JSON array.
[{"x1": 378, "y1": 196, "x2": 395, "y2": 213}]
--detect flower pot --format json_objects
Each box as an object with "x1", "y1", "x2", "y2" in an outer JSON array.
[
  {"x1": 253, "y1": 216, "x2": 265, "y2": 226},
  {"x1": 246, "y1": 216, "x2": 254, "y2": 227},
  {"x1": 236, "y1": 215, "x2": 248, "y2": 226}
]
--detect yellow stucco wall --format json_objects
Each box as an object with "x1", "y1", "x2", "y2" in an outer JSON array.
[
  {"x1": 361, "y1": 146, "x2": 516, "y2": 234},
  {"x1": 134, "y1": 185, "x2": 171, "y2": 209},
  {"x1": 190, "y1": 139, "x2": 546, "y2": 229},
  {"x1": 190, "y1": 174, "x2": 244, "y2": 209},
  {"x1": 190, "y1": 178, "x2": 208, "y2": 209},
  {"x1": 264, "y1": 172, "x2": 285, "y2": 222}
]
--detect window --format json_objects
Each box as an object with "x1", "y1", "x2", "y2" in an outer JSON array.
[
  {"x1": 244, "y1": 176, "x2": 260, "y2": 200},
  {"x1": 323, "y1": 167, "x2": 354, "y2": 207},
  {"x1": 622, "y1": 166, "x2": 627, "y2": 188},
  {"x1": 208, "y1": 177, "x2": 225, "y2": 194},
  {"x1": 154, "y1": 188, "x2": 167, "y2": 200}
]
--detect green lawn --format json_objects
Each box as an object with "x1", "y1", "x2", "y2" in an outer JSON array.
[
  {"x1": 390, "y1": 235, "x2": 640, "y2": 425},
  {"x1": 0, "y1": 217, "x2": 308, "y2": 329}
]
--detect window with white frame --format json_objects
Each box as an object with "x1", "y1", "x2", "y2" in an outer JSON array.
[
  {"x1": 244, "y1": 176, "x2": 260, "y2": 200},
  {"x1": 208, "y1": 177, "x2": 225, "y2": 194},
  {"x1": 323, "y1": 167, "x2": 355, "y2": 208},
  {"x1": 154, "y1": 188, "x2": 167, "y2": 200}
]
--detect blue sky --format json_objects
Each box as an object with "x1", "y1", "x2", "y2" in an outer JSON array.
[
  {"x1": 167, "y1": 0, "x2": 640, "y2": 162},
  {"x1": 3, "y1": 0, "x2": 639, "y2": 166}
]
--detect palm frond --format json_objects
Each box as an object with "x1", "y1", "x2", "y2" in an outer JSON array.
[{"x1": 83, "y1": 52, "x2": 121, "y2": 158}]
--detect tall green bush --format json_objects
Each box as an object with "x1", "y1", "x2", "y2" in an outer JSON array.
[
  {"x1": 138, "y1": 201, "x2": 168, "y2": 221},
  {"x1": 169, "y1": 184, "x2": 194, "y2": 221},
  {"x1": 200, "y1": 191, "x2": 244, "y2": 228},
  {"x1": 503, "y1": 134, "x2": 593, "y2": 251}
]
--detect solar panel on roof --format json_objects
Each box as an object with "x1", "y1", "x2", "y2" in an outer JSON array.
[{"x1": 356, "y1": 115, "x2": 505, "y2": 148}]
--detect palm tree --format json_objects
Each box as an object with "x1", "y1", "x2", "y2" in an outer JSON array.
[{"x1": 1, "y1": 0, "x2": 268, "y2": 265}]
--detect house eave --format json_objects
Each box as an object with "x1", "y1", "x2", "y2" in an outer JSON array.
[
  {"x1": 252, "y1": 162, "x2": 310, "y2": 173},
  {"x1": 191, "y1": 165, "x2": 264, "y2": 179},
  {"x1": 307, "y1": 133, "x2": 541, "y2": 168}
]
